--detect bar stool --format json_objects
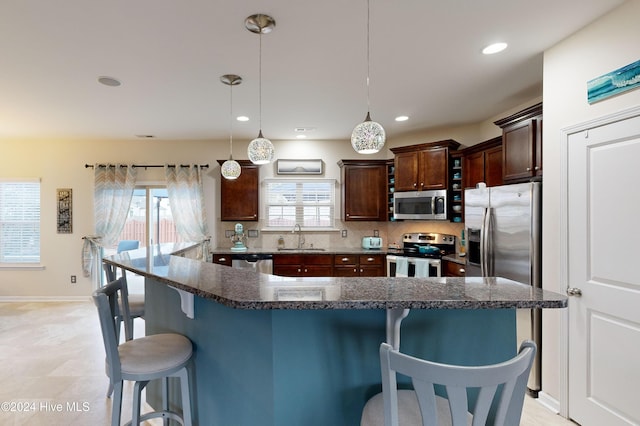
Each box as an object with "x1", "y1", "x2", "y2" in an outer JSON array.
[
  {"x1": 361, "y1": 340, "x2": 536, "y2": 426},
  {"x1": 93, "y1": 277, "x2": 194, "y2": 426},
  {"x1": 103, "y1": 265, "x2": 144, "y2": 342}
]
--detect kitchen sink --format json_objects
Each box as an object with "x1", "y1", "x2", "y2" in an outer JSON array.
[{"x1": 277, "y1": 248, "x2": 325, "y2": 251}]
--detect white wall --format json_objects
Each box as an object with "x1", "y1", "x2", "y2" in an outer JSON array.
[{"x1": 542, "y1": 0, "x2": 640, "y2": 404}]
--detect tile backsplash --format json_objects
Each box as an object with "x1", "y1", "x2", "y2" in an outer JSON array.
[{"x1": 215, "y1": 220, "x2": 465, "y2": 253}]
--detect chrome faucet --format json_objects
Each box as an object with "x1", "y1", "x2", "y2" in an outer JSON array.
[{"x1": 293, "y1": 224, "x2": 305, "y2": 249}]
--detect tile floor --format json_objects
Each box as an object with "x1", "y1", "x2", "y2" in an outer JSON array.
[{"x1": 0, "y1": 300, "x2": 578, "y2": 425}]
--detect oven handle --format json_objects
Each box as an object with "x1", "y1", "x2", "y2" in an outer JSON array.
[{"x1": 431, "y1": 197, "x2": 435, "y2": 214}]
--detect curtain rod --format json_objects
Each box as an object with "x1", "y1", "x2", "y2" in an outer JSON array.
[{"x1": 85, "y1": 164, "x2": 209, "y2": 169}]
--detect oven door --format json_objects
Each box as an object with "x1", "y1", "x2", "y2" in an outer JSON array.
[
  {"x1": 393, "y1": 190, "x2": 447, "y2": 220},
  {"x1": 386, "y1": 255, "x2": 441, "y2": 277}
]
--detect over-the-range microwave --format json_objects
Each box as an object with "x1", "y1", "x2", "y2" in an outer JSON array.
[{"x1": 393, "y1": 190, "x2": 447, "y2": 220}]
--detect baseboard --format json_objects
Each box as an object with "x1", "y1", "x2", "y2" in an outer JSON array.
[
  {"x1": 537, "y1": 391, "x2": 561, "y2": 414},
  {"x1": 0, "y1": 296, "x2": 91, "y2": 302}
]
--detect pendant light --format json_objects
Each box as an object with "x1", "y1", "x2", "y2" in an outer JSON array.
[
  {"x1": 220, "y1": 74, "x2": 242, "y2": 180},
  {"x1": 246, "y1": 14, "x2": 276, "y2": 165},
  {"x1": 351, "y1": 0, "x2": 386, "y2": 154}
]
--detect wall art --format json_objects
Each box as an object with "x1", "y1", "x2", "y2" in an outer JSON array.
[
  {"x1": 276, "y1": 159, "x2": 324, "y2": 175},
  {"x1": 56, "y1": 188, "x2": 72, "y2": 233},
  {"x1": 588, "y1": 59, "x2": 640, "y2": 104}
]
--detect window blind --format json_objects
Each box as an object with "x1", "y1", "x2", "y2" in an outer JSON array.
[{"x1": 0, "y1": 180, "x2": 41, "y2": 263}]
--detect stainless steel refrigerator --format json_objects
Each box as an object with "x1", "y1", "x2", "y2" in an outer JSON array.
[{"x1": 464, "y1": 181, "x2": 542, "y2": 396}]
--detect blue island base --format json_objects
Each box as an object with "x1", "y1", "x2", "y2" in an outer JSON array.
[{"x1": 145, "y1": 279, "x2": 516, "y2": 426}]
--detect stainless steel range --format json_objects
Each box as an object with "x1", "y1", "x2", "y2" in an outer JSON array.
[{"x1": 386, "y1": 233, "x2": 456, "y2": 277}]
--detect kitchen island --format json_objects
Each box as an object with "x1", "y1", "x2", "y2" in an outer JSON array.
[{"x1": 105, "y1": 245, "x2": 567, "y2": 426}]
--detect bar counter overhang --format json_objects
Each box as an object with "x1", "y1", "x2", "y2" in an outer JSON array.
[{"x1": 104, "y1": 245, "x2": 567, "y2": 426}]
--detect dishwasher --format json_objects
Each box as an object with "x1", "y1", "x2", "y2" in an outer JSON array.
[{"x1": 231, "y1": 253, "x2": 273, "y2": 274}]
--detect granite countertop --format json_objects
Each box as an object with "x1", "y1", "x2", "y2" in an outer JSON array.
[{"x1": 104, "y1": 244, "x2": 567, "y2": 311}]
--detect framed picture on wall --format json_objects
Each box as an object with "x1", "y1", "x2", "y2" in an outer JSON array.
[{"x1": 57, "y1": 188, "x2": 72, "y2": 234}]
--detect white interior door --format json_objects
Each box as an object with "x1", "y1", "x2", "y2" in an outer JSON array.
[{"x1": 567, "y1": 112, "x2": 640, "y2": 425}]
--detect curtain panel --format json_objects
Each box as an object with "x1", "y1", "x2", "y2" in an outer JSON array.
[
  {"x1": 82, "y1": 164, "x2": 137, "y2": 288},
  {"x1": 165, "y1": 165, "x2": 210, "y2": 259}
]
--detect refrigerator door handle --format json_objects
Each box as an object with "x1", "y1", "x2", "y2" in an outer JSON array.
[
  {"x1": 481, "y1": 207, "x2": 494, "y2": 277},
  {"x1": 484, "y1": 207, "x2": 494, "y2": 276},
  {"x1": 480, "y1": 207, "x2": 488, "y2": 277}
]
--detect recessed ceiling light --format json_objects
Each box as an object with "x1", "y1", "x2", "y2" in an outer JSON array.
[
  {"x1": 97, "y1": 76, "x2": 122, "y2": 87},
  {"x1": 395, "y1": 116, "x2": 409, "y2": 122},
  {"x1": 296, "y1": 134, "x2": 307, "y2": 139},
  {"x1": 237, "y1": 116, "x2": 249, "y2": 122},
  {"x1": 482, "y1": 42, "x2": 508, "y2": 55}
]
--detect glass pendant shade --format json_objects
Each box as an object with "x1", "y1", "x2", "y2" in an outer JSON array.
[
  {"x1": 247, "y1": 130, "x2": 275, "y2": 165},
  {"x1": 351, "y1": 112, "x2": 386, "y2": 154},
  {"x1": 221, "y1": 158, "x2": 241, "y2": 179}
]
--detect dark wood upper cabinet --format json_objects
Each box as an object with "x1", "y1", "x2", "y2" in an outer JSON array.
[
  {"x1": 338, "y1": 160, "x2": 387, "y2": 221},
  {"x1": 462, "y1": 136, "x2": 503, "y2": 189},
  {"x1": 494, "y1": 103, "x2": 542, "y2": 183},
  {"x1": 218, "y1": 160, "x2": 259, "y2": 221},
  {"x1": 391, "y1": 140, "x2": 460, "y2": 192}
]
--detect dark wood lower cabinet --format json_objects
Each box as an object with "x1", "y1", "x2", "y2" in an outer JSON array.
[
  {"x1": 273, "y1": 253, "x2": 385, "y2": 277},
  {"x1": 273, "y1": 254, "x2": 333, "y2": 277},
  {"x1": 443, "y1": 259, "x2": 466, "y2": 277}
]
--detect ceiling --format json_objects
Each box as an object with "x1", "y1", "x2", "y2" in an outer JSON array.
[{"x1": 0, "y1": 0, "x2": 625, "y2": 142}]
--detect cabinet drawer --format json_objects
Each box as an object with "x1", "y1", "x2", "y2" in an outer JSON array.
[
  {"x1": 359, "y1": 254, "x2": 383, "y2": 265},
  {"x1": 334, "y1": 255, "x2": 357, "y2": 265}
]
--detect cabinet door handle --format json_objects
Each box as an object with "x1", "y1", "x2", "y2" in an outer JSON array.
[
  {"x1": 526, "y1": 167, "x2": 531, "y2": 171},
  {"x1": 342, "y1": 257, "x2": 349, "y2": 262},
  {"x1": 304, "y1": 268, "x2": 308, "y2": 273},
  {"x1": 218, "y1": 257, "x2": 226, "y2": 262},
  {"x1": 459, "y1": 268, "x2": 465, "y2": 274},
  {"x1": 366, "y1": 257, "x2": 374, "y2": 262},
  {"x1": 297, "y1": 268, "x2": 302, "y2": 273},
  {"x1": 534, "y1": 166, "x2": 539, "y2": 170},
  {"x1": 413, "y1": 182, "x2": 417, "y2": 188},
  {"x1": 354, "y1": 268, "x2": 357, "y2": 273}
]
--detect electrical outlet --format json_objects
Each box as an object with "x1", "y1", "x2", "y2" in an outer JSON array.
[
  {"x1": 225, "y1": 230, "x2": 234, "y2": 238},
  {"x1": 373, "y1": 229, "x2": 379, "y2": 237},
  {"x1": 341, "y1": 230, "x2": 348, "y2": 238},
  {"x1": 70, "y1": 275, "x2": 76, "y2": 284}
]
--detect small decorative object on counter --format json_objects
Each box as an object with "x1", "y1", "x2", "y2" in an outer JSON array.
[
  {"x1": 277, "y1": 235, "x2": 285, "y2": 249},
  {"x1": 230, "y1": 223, "x2": 248, "y2": 252}
]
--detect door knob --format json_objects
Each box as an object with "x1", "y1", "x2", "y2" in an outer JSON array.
[{"x1": 567, "y1": 287, "x2": 582, "y2": 296}]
